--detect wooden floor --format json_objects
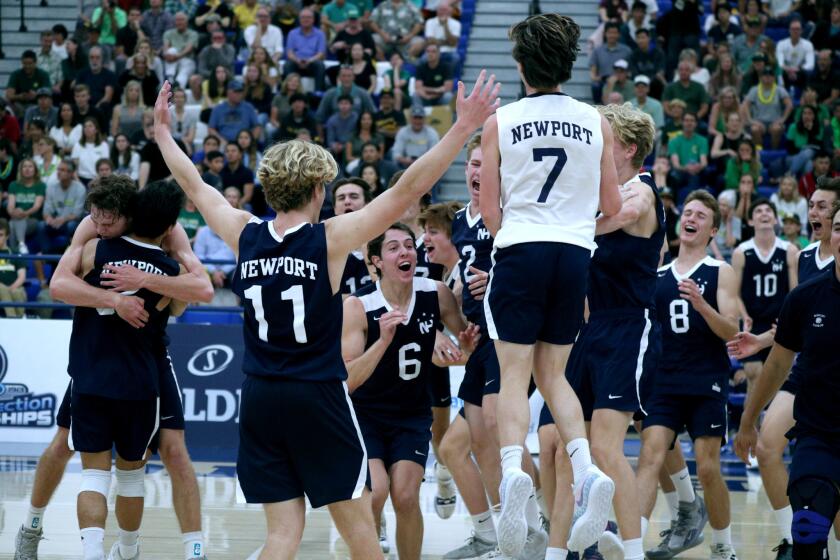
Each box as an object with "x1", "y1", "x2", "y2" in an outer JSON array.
[{"x1": 0, "y1": 454, "x2": 788, "y2": 559}]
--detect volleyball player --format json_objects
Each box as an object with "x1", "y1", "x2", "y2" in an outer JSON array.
[
  {"x1": 334, "y1": 178, "x2": 374, "y2": 297},
  {"x1": 479, "y1": 13, "x2": 622, "y2": 556},
  {"x1": 152, "y1": 73, "x2": 498, "y2": 558}
]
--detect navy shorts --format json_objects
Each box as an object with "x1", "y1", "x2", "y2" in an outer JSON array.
[
  {"x1": 538, "y1": 403, "x2": 554, "y2": 428},
  {"x1": 57, "y1": 382, "x2": 71, "y2": 429},
  {"x1": 237, "y1": 376, "x2": 369, "y2": 507},
  {"x1": 69, "y1": 390, "x2": 159, "y2": 462},
  {"x1": 458, "y1": 337, "x2": 500, "y2": 407},
  {"x1": 787, "y1": 430, "x2": 840, "y2": 485},
  {"x1": 485, "y1": 242, "x2": 589, "y2": 345},
  {"x1": 780, "y1": 364, "x2": 803, "y2": 395},
  {"x1": 566, "y1": 310, "x2": 660, "y2": 420},
  {"x1": 741, "y1": 320, "x2": 773, "y2": 364},
  {"x1": 642, "y1": 392, "x2": 728, "y2": 446},
  {"x1": 428, "y1": 364, "x2": 452, "y2": 408},
  {"x1": 355, "y1": 409, "x2": 432, "y2": 469}
]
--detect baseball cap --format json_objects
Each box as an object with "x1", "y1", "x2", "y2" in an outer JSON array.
[
  {"x1": 782, "y1": 214, "x2": 801, "y2": 224},
  {"x1": 36, "y1": 87, "x2": 52, "y2": 98},
  {"x1": 751, "y1": 53, "x2": 767, "y2": 62},
  {"x1": 346, "y1": 5, "x2": 360, "y2": 18},
  {"x1": 613, "y1": 59, "x2": 629, "y2": 70},
  {"x1": 634, "y1": 75, "x2": 650, "y2": 85},
  {"x1": 762, "y1": 66, "x2": 775, "y2": 76},
  {"x1": 228, "y1": 80, "x2": 244, "y2": 91},
  {"x1": 411, "y1": 106, "x2": 426, "y2": 118}
]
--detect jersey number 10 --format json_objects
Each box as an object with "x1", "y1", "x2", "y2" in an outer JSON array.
[
  {"x1": 244, "y1": 285, "x2": 308, "y2": 344},
  {"x1": 753, "y1": 274, "x2": 777, "y2": 297}
]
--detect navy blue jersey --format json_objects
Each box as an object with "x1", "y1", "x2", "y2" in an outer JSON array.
[
  {"x1": 68, "y1": 236, "x2": 180, "y2": 400},
  {"x1": 738, "y1": 238, "x2": 790, "y2": 325},
  {"x1": 231, "y1": 219, "x2": 347, "y2": 381},
  {"x1": 775, "y1": 270, "x2": 840, "y2": 440},
  {"x1": 451, "y1": 204, "x2": 494, "y2": 327},
  {"x1": 655, "y1": 256, "x2": 731, "y2": 396},
  {"x1": 351, "y1": 277, "x2": 441, "y2": 416},
  {"x1": 415, "y1": 234, "x2": 444, "y2": 280},
  {"x1": 341, "y1": 251, "x2": 372, "y2": 295},
  {"x1": 588, "y1": 173, "x2": 666, "y2": 312},
  {"x1": 798, "y1": 241, "x2": 835, "y2": 283}
]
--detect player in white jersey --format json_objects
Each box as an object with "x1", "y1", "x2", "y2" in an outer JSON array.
[{"x1": 479, "y1": 13, "x2": 622, "y2": 557}]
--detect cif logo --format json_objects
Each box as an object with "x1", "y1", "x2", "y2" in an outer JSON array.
[{"x1": 188, "y1": 344, "x2": 234, "y2": 376}]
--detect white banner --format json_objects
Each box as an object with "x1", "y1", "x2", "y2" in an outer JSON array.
[{"x1": 0, "y1": 318, "x2": 70, "y2": 443}]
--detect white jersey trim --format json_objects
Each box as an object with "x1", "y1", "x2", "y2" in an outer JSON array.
[
  {"x1": 634, "y1": 309, "x2": 652, "y2": 416},
  {"x1": 483, "y1": 248, "x2": 499, "y2": 340},
  {"x1": 803, "y1": 241, "x2": 835, "y2": 270},
  {"x1": 358, "y1": 278, "x2": 437, "y2": 325},
  {"x1": 737, "y1": 237, "x2": 789, "y2": 264},
  {"x1": 120, "y1": 235, "x2": 164, "y2": 251},
  {"x1": 663, "y1": 255, "x2": 721, "y2": 282},
  {"x1": 464, "y1": 203, "x2": 483, "y2": 229},
  {"x1": 341, "y1": 382, "x2": 368, "y2": 500},
  {"x1": 266, "y1": 220, "x2": 308, "y2": 244}
]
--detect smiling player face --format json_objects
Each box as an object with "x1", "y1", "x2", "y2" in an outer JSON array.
[
  {"x1": 376, "y1": 229, "x2": 417, "y2": 283},
  {"x1": 749, "y1": 203, "x2": 777, "y2": 231},
  {"x1": 465, "y1": 146, "x2": 482, "y2": 208},
  {"x1": 808, "y1": 189, "x2": 838, "y2": 242},
  {"x1": 680, "y1": 200, "x2": 717, "y2": 247},
  {"x1": 423, "y1": 223, "x2": 454, "y2": 265}
]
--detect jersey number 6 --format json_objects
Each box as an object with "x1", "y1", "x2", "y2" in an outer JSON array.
[{"x1": 533, "y1": 148, "x2": 568, "y2": 203}]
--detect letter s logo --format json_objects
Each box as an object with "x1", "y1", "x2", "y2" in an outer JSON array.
[{"x1": 187, "y1": 344, "x2": 234, "y2": 376}]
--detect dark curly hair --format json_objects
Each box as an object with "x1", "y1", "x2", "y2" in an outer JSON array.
[
  {"x1": 131, "y1": 180, "x2": 185, "y2": 239},
  {"x1": 509, "y1": 14, "x2": 580, "y2": 89},
  {"x1": 85, "y1": 174, "x2": 138, "y2": 217}
]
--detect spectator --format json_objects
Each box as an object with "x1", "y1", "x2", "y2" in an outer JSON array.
[
  {"x1": 284, "y1": 8, "x2": 327, "y2": 92},
  {"x1": 241, "y1": 46, "x2": 280, "y2": 90},
  {"x1": 58, "y1": 38, "x2": 88, "y2": 101},
  {"x1": 0, "y1": 99, "x2": 21, "y2": 152},
  {"x1": 663, "y1": 60, "x2": 711, "y2": 120},
  {"x1": 237, "y1": 129, "x2": 262, "y2": 174},
  {"x1": 382, "y1": 51, "x2": 411, "y2": 110},
  {"x1": 667, "y1": 112, "x2": 709, "y2": 189},
  {"x1": 424, "y1": 3, "x2": 462, "y2": 66},
  {"x1": 600, "y1": 0, "x2": 629, "y2": 23},
  {"x1": 70, "y1": 117, "x2": 110, "y2": 185},
  {"x1": 706, "y1": 3, "x2": 742, "y2": 56},
  {"x1": 115, "y1": 7, "x2": 146, "y2": 61},
  {"x1": 316, "y1": 65, "x2": 377, "y2": 124},
  {"x1": 193, "y1": 0, "x2": 234, "y2": 36},
  {"x1": 347, "y1": 43, "x2": 377, "y2": 93},
  {"x1": 127, "y1": 39, "x2": 165, "y2": 84},
  {"x1": 771, "y1": 174, "x2": 808, "y2": 224},
  {"x1": 74, "y1": 46, "x2": 117, "y2": 113},
  {"x1": 201, "y1": 149, "x2": 224, "y2": 191},
  {"x1": 732, "y1": 16, "x2": 769, "y2": 71},
  {"x1": 197, "y1": 28, "x2": 235, "y2": 79},
  {"x1": 724, "y1": 139, "x2": 762, "y2": 189},
  {"x1": 347, "y1": 110, "x2": 385, "y2": 165},
  {"x1": 233, "y1": 0, "x2": 259, "y2": 32},
  {"x1": 244, "y1": 6, "x2": 284, "y2": 64},
  {"x1": 168, "y1": 87, "x2": 196, "y2": 153},
  {"x1": 177, "y1": 197, "x2": 205, "y2": 244},
  {"x1": 24, "y1": 89, "x2": 58, "y2": 132},
  {"x1": 630, "y1": 75, "x2": 665, "y2": 133},
  {"x1": 799, "y1": 150, "x2": 838, "y2": 198},
  {"x1": 202, "y1": 65, "x2": 231, "y2": 116},
  {"x1": 7, "y1": 158, "x2": 46, "y2": 253},
  {"x1": 739, "y1": 52, "x2": 768, "y2": 97},
  {"x1": 350, "y1": 140, "x2": 398, "y2": 183},
  {"x1": 734, "y1": 173, "x2": 757, "y2": 226},
  {"x1": 268, "y1": 73, "x2": 304, "y2": 139},
  {"x1": 275, "y1": 93, "x2": 319, "y2": 143},
  {"x1": 118, "y1": 54, "x2": 161, "y2": 109},
  {"x1": 775, "y1": 19, "x2": 814, "y2": 90},
  {"x1": 92, "y1": 0, "x2": 127, "y2": 50},
  {"x1": 81, "y1": 27, "x2": 112, "y2": 70},
  {"x1": 140, "y1": 0, "x2": 175, "y2": 52},
  {"x1": 95, "y1": 157, "x2": 114, "y2": 179},
  {"x1": 192, "y1": 134, "x2": 220, "y2": 165},
  {"x1": 34, "y1": 137, "x2": 60, "y2": 183},
  {"x1": 326, "y1": 95, "x2": 359, "y2": 159},
  {"x1": 0, "y1": 219, "x2": 27, "y2": 317},
  {"x1": 674, "y1": 48, "x2": 710, "y2": 88},
  {"x1": 5, "y1": 50, "x2": 51, "y2": 117},
  {"x1": 786, "y1": 104, "x2": 828, "y2": 176},
  {"x1": 810, "y1": 3, "x2": 840, "y2": 52},
  {"x1": 36, "y1": 31, "x2": 63, "y2": 93},
  {"x1": 603, "y1": 59, "x2": 635, "y2": 104},
  {"x1": 658, "y1": 0, "x2": 701, "y2": 74},
  {"x1": 358, "y1": 161, "x2": 384, "y2": 196},
  {"x1": 710, "y1": 189, "x2": 741, "y2": 261},
  {"x1": 138, "y1": 115, "x2": 187, "y2": 186},
  {"x1": 743, "y1": 67, "x2": 793, "y2": 149},
  {"x1": 369, "y1": 0, "x2": 425, "y2": 60},
  {"x1": 590, "y1": 22, "x2": 633, "y2": 103},
  {"x1": 413, "y1": 43, "x2": 454, "y2": 107},
  {"x1": 20, "y1": 119, "x2": 46, "y2": 160},
  {"x1": 393, "y1": 106, "x2": 440, "y2": 168},
  {"x1": 708, "y1": 53, "x2": 742, "y2": 100},
  {"x1": 110, "y1": 80, "x2": 145, "y2": 138},
  {"x1": 781, "y1": 213, "x2": 809, "y2": 248},
  {"x1": 0, "y1": 139, "x2": 18, "y2": 195},
  {"x1": 111, "y1": 133, "x2": 140, "y2": 180},
  {"x1": 243, "y1": 65, "x2": 273, "y2": 124},
  {"x1": 162, "y1": 12, "x2": 199, "y2": 88},
  {"x1": 795, "y1": 87, "x2": 831, "y2": 125},
  {"x1": 708, "y1": 86, "x2": 742, "y2": 136},
  {"x1": 374, "y1": 90, "x2": 406, "y2": 153},
  {"x1": 208, "y1": 80, "x2": 261, "y2": 144},
  {"x1": 711, "y1": 111, "x2": 750, "y2": 169},
  {"x1": 329, "y1": 7, "x2": 376, "y2": 63},
  {"x1": 164, "y1": 0, "x2": 195, "y2": 18},
  {"x1": 130, "y1": 108, "x2": 154, "y2": 149},
  {"x1": 322, "y1": 0, "x2": 356, "y2": 38},
  {"x1": 185, "y1": 73, "x2": 204, "y2": 106},
  {"x1": 619, "y1": 1, "x2": 648, "y2": 49},
  {"x1": 51, "y1": 24, "x2": 69, "y2": 60},
  {"x1": 807, "y1": 50, "x2": 839, "y2": 110},
  {"x1": 628, "y1": 28, "x2": 666, "y2": 98},
  {"x1": 219, "y1": 142, "x2": 255, "y2": 210},
  {"x1": 194, "y1": 188, "x2": 239, "y2": 288},
  {"x1": 40, "y1": 159, "x2": 85, "y2": 252},
  {"x1": 50, "y1": 102, "x2": 82, "y2": 156},
  {"x1": 766, "y1": 0, "x2": 801, "y2": 27}
]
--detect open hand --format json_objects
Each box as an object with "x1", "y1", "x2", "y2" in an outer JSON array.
[{"x1": 454, "y1": 70, "x2": 501, "y2": 132}]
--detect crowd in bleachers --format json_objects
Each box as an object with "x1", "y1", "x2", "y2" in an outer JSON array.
[
  {"x1": 589, "y1": 0, "x2": 840, "y2": 260},
  {"x1": 0, "y1": 0, "x2": 471, "y2": 315}
]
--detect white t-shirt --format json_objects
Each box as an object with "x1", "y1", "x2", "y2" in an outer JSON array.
[
  {"x1": 776, "y1": 37, "x2": 815, "y2": 71},
  {"x1": 49, "y1": 125, "x2": 82, "y2": 153},
  {"x1": 424, "y1": 17, "x2": 461, "y2": 54},
  {"x1": 244, "y1": 24, "x2": 284, "y2": 58},
  {"x1": 70, "y1": 141, "x2": 110, "y2": 180}
]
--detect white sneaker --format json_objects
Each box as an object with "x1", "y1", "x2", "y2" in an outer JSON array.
[
  {"x1": 17, "y1": 242, "x2": 28, "y2": 255},
  {"x1": 709, "y1": 543, "x2": 738, "y2": 560},
  {"x1": 435, "y1": 462, "x2": 457, "y2": 519},
  {"x1": 597, "y1": 525, "x2": 624, "y2": 560},
  {"x1": 497, "y1": 468, "x2": 533, "y2": 558},
  {"x1": 516, "y1": 527, "x2": 548, "y2": 560},
  {"x1": 567, "y1": 466, "x2": 615, "y2": 552},
  {"x1": 108, "y1": 542, "x2": 140, "y2": 560}
]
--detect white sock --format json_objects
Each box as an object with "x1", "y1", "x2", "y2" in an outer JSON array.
[
  {"x1": 773, "y1": 506, "x2": 793, "y2": 542},
  {"x1": 182, "y1": 531, "x2": 204, "y2": 559},
  {"x1": 833, "y1": 536, "x2": 840, "y2": 560},
  {"x1": 471, "y1": 511, "x2": 497, "y2": 542},
  {"x1": 525, "y1": 492, "x2": 541, "y2": 531},
  {"x1": 711, "y1": 526, "x2": 731, "y2": 545},
  {"x1": 25, "y1": 506, "x2": 45, "y2": 532},
  {"x1": 500, "y1": 445, "x2": 523, "y2": 473},
  {"x1": 536, "y1": 488, "x2": 549, "y2": 518},
  {"x1": 623, "y1": 537, "x2": 644, "y2": 559},
  {"x1": 545, "y1": 547, "x2": 569, "y2": 560},
  {"x1": 641, "y1": 516, "x2": 649, "y2": 538},
  {"x1": 566, "y1": 438, "x2": 593, "y2": 484},
  {"x1": 437, "y1": 463, "x2": 452, "y2": 483},
  {"x1": 664, "y1": 491, "x2": 679, "y2": 521},
  {"x1": 80, "y1": 527, "x2": 105, "y2": 560},
  {"x1": 119, "y1": 529, "x2": 139, "y2": 559},
  {"x1": 670, "y1": 467, "x2": 695, "y2": 503}
]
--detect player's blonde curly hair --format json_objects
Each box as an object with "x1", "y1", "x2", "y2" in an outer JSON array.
[
  {"x1": 258, "y1": 140, "x2": 338, "y2": 213},
  {"x1": 598, "y1": 103, "x2": 656, "y2": 169}
]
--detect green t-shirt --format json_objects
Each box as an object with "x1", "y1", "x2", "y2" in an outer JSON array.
[
  {"x1": 6, "y1": 68, "x2": 51, "y2": 94},
  {"x1": 91, "y1": 6, "x2": 127, "y2": 45},
  {"x1": 178, "y1": 208, "x2": 206, "y2": 240},
  {"x1": 667, "y1": 133, "x2": 709, "y2": 166},
  {"x1": 0, "y1": 247, "x2": 25, "y2": 286},
  {"x1": 348, "y1": 0, "x2": 373, "y2": 13},
  {"x1": 9, "y1": 181, "x2": 46, "y2": 216},
  {"x1": 323, "y1": 1, "x2": 353, "y2": 23},
  {"x1": 663, "y1": 80, "x2": 710, "y2": 116}
]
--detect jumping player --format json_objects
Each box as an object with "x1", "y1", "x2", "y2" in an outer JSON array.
[
  {"x1": 479, "y1": 13, "x2": 622, "y2": 556},
  {"x1": 334, "y1": 178, "x2": 374, "y2": 296},
  {"x1": 636, "y1": 190, "x2": 740, "y2": 560},
  {"x1": 152, "y1": 73, "x2": 499, "y2": 558},
  {"x1": 342, "y1": 223, "x2": 478, "y2": 560}
]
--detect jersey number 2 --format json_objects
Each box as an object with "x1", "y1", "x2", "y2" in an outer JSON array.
[
  {"x1": 244, "y1": 285, "x2": 308, "y2": 343},
  {"x1": 533, "y1": 148, "x2": 568, "y2": 203}
]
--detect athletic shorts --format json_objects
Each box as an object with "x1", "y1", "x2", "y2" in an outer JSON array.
[
  {"x1": 355, "y1": 408, "x2": 432, "y2": 470},
  {"x1": 428, "y1": 363, "x2": 452, "y2": 408},
  {"x1": 538, "y1": 402, "x2": 554, "y2": 428},
  {"x1": 780, "y1": 364, "x2": 803, "y2": 395},
  {"x1": 566, "y1": 309, "x2": 660, "y2": 420},
  {"x1": 642, "y1": 392, "x2": 728, "y2": 446},
  {"x1": 69, "y1": 390, "x2": 159, "y2": 462},
  {"x1": 57, "y1": 382, "x2": 71, "y2": 429},
  {"x1": 787, "y1": 429, "x2": 840, "y2": 485},
  {"x1": 485, "y1": 242, "x2": 589, "y2": 345},
  {"x1": 741, "y1": 320, "x2": 773, "y2": 364},
  {"x1": 457, "y1": 337, "x2": 500, "y2": 407},
  {"x1": 237, "y1": 376, "x2": 369, "y2": 507}
]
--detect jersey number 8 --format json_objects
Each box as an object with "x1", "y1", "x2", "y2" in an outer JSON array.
[{"x1": 669, "y1": 299, "x2": 690, "y2": 334}]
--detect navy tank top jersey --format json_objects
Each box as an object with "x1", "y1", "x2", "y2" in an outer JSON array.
[
  {"x1": 655, "y1": 256, "x2": 730, "y2": 396},
  {"x1": 68, "y1": 236, "x2": 180, "y2": 400},
  {"x1": 231, "y1": 219, "x2": 347, "y2": 381},
  {"x1": 588, "y1": 173, "x2": 666, "y2": 313},
  {"x1": 798, "y1": 241, "x2": 834, "y2": 283},
  {"x1": 351, "y1": 277, "x2": 441, "y2": 416},
  {"x1": 341, "y1": 250, "x2": 372, "y2": 295},
  {"x1": 450, "y1": 204, "x2": 494, "y2": 327},
  {"x1": 415, "y1": 234, "x2": 444, "y2": 280},
  {"x1": 738, "y1": 238, "x2": 790, "y2": 324}
]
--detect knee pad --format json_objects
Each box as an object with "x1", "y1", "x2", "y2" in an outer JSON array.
[
  {"x1": 115, "y1": 467, "x2": 146, "y2": 498},
  {"x1": 80, "y1": 469, "x2": 112, "y2": 497},
  {"x1": 790, "y1": 477, "x2": 840, "y2": 545}
]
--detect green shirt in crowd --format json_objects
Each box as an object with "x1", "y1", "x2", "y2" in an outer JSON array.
[
  {"x1": 668, "y1": 132, "x2": 709, "y2": 166},
  {"x1": 178, "y1": 208, "x2": 206, "y2": 241},
  {"x1": 8, "y1": 180, "x2": 46, "y2": 217},
  {"x1": 0, "y1": 247, "x2": 26, "y2": 286}
]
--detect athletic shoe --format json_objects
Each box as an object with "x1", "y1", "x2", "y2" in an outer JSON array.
[
  {"x1": 668, "y1": 496, "x2": 707, "y2": 555},
  {"x1": 597, "y1": 521, "x2": 623, "y2": 560},
  {"x1": 645, "y1": 521, "x2": 675, "y2": 559},
  {"x1": 107, "y1": 542, "x2": 140, "y2": 559},
  {"x1": 497, "y1": 468, "x2": 533, "y2": 557},
  {"x1": 14, "y1": 525, "x2": 42, "y2": 560},
  {"x1": 772, "y1": 539, "x2": 793, "y2": 560},
  {"x1": 582, "y1": 544, "x2": 605, "y2": 560},
  {"x1": 379, "y1": 516, "x2": 389, "y2": 554},
  {"x1": 709, "y1": 543, "x2": 738, "y2": 559},
  {"x1": 443, "y1": 534, "x2": 497, "y2": 559},
  {"x1": 568, "y1": 466, "x2": 615, "y2": 552},
  {"x1": 435, "y1": 462, "x2": 457, "y2": 519},
  {"x1": 516, "y1": 527, "x2": 548, "y2": 560}
]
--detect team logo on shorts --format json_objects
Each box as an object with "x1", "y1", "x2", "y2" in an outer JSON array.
[{"x1": 0, "y1": 343, "x2": 57, "y2": 428}]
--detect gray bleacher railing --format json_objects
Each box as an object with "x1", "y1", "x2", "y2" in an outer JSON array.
[
  {"x1": 529, "y1": 0, "x2": 541, "y2": 15},
  {"x1": 0, "y1": 0, "x2": 51, "y2": 59}
]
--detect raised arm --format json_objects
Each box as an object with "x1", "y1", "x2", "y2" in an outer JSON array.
[
  {"x1": 598, "y1": 115, "x2": 622, "y2": 217},
  {"x1": 479, "y1": 113, "x2": 502, "y2": 236}
]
